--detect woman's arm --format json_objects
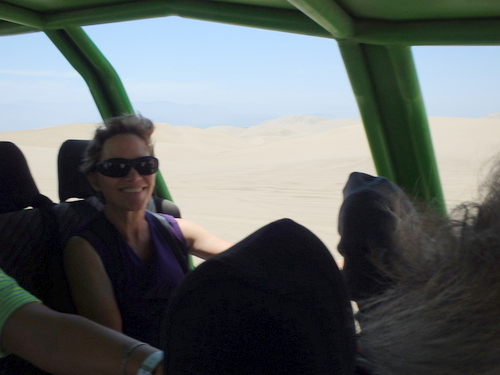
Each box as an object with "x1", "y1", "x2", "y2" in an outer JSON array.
[
  {"x1": 2, "y1": 301, "x2": 163, "y2": 375},
  {"x1": 64, "y1": 236, "x2": 122, "y2": 331},
  {"x1": 176, "y1": 218, "x2": 234, "y2": 260}
]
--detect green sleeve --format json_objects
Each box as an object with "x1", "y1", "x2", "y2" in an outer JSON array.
[{"x1": 0, "y1": 268, "x2": 41, "y2": 357}]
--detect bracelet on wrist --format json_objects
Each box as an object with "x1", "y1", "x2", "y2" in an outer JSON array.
[
  {"x1": 122, "y1": 342, "x2": 146, "y2": 375},
  {"x1": 137, "y1": 350, "x2": 164, "y2": 375}
]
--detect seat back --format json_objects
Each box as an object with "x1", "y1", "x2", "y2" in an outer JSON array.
[
  {"x1": 58, "y1": 139, "x2": 95, "y2": 202},
  {"x1": 0, "y1": 141, "x2": 53, "y2": 213},
  {"x1": 0, "y1": 141, "x2": 80, "y2": 313},
  {"x1": 0, "y1": 143, "x2": 66, "y2": 374}
]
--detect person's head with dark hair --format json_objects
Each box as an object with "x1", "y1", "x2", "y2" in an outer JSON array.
[{"x1": 161, "y1": 219, "x2": 357, "y2": 375}]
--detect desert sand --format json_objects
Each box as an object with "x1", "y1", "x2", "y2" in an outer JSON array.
[{"x1": 2, "y1": 115, "x2": 500, "y2": 263}]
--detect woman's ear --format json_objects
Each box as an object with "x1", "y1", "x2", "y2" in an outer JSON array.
[{"x1": 87, "y1": 172, "x2": 101, "y2": 192}]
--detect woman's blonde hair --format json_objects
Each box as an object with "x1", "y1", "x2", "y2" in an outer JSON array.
[{"x1": 81, "y1": 114, "x2": 155, "y2": 174}]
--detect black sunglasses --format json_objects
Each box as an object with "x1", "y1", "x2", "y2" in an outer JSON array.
[{"x1": 95, "y1": 156, "x2": 159, "y2": 178}]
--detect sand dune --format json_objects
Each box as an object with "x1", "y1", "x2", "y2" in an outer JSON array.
[{"x1": 1, "y1": 115, "x2": 499, "y2": 262}]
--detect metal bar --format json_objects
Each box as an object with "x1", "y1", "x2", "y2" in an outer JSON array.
[
  {"x1": 3, "y1": 0, "x2": 500, "y2": 46},
  {"x1": 0, "y1": 20, "x2": 37, "y2": 36},
  {"x1": 42, "y1": 0, "x2": 332, "y2": 39},
  {"x1": 0, "y1": 2, "x2": 43, "y2": 28},
  {"x1": 45, "y1": 29, "x2": 116, "y2": 120},
  {"x1": 386, "y1": 45, "x2": 445, "y2": 210},
  {"x1": 63, "y1": 27, "x2": 134, "y2": 117},
  {"x1": 337, "y1": 41, "x2": 395, "y2": 180},
  {"x1": 43, "y1": 0, "x2": 168, "y2": 28},
  {"x1": 354, "y1": 18, "x2": 500, "y2": 46},
  {"x1": 338, "y1": 41, "x2": 446, "y2": 213},
  {"x1": 286, "y1": 0, "x2": 354, "y2": 38}
]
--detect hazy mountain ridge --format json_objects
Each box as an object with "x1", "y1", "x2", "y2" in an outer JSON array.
[
  {"x1": 483, "y1": 112, "x2": 500, "y2": 119},
  {"x1": 0, "y1": 115, "x2": 361, "y2": 148},
  {"x1": 2, "y1": 115, "x2": 499, "y2": 150},
  {"x1": 207, "y1": 115, "x2": 361, "y2": 145},
  {"x1": 209, "y1": 115, "x2": 359, "y2": 133}
]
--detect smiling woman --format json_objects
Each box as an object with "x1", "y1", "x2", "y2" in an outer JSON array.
[
  {"x1": 80, "y1": 115, "x2": 157, "y2": 215},
  {"x1": 63, "y1": 114, "x2": 233, "y2": 348},
  {"x1": 89, "y1": 134, "x2": 157, "y2": 213}
]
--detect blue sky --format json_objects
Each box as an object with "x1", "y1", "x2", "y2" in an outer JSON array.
[{"x1": 1, "y1": 16, "x2": 500, "y2": 131}]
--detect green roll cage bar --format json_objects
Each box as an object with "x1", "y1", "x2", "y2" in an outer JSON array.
[{"x1": 2, "y1": 0, "x2": 500, "y2": 215}]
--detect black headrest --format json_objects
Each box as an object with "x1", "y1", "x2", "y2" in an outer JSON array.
[
  {"x1": 58, "y1": 139, "x2": 95, "y2": 202},
  {"x1": 0, "y1": 141, "x2": 53, "y2": 213},
  {"x1": 161, "y1": 219, "x2": 356, "y2": 375}
]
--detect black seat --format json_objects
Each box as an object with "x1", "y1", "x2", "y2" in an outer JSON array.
[
  {"x1": 0, "y1": 142, "x2": 62, "y2": 375},
  {"x1": 0, "y1": 141, "x2": 74, "y2": 312},
  {"x1": 58, "y1": 139, "x2": 96, "y2": 203},
  {"x1": 0, "y1": 141, "x2": 53, "y2": 213},
  {"x1": 57, "y1": 139, "x2": 181, "y2": 217},
  {"x1": 0, "y1": 141, "x2": 80, "y2": 314},
  {"x1": 162, "y1": 219, "x2": 356, "y2": 375}
]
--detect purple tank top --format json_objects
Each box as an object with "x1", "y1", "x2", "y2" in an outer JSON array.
[{"x1": 76, "y1": 211, "x2": 188, "y2": 346}]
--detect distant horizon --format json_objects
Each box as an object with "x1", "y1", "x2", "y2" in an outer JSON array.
[
  {"x1": 1, "y1": 101, "x2": 499, "y2": 132},
  {"x1": 2, "y1": 103, "x2": 500, "y2": 132},
  {"x1": 3, "y1": 112, "x2": 500, "y2": 135}
]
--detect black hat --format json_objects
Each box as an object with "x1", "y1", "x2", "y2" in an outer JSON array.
[
  {"x1": 338, "y1": 172, "x2": 415, "y2": 302},
  {"x1": 161, "y1": 219, "x2": 356, "y2": 375}
]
